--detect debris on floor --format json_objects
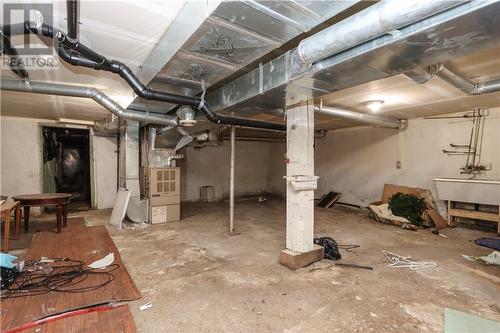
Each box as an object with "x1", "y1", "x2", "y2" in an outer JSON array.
[
  {"x1": 369, "y1": 202, "x2": 412, "y2": 225},
  {"x1": 382, "y1": 250, "x2": 437, "y2": 270},
  {"x1": 444, "y1": 307, "x2": 500, "y2": 333},
  {"x1": 462, "y1": 251, "x2": 500, "y2": 266},
  {"x1": 140, "y1": 301, "x2": 153, "y2": 311},
  {"x1": 314, "y1": 237, "x2": 341, "y2": 260},
  {"x1": 369, "y1": 183, "x2": 446, "y2": 231},
  {"x1": 316, "y1": 192, "x2": 342, "y2": 208},
  {"x1": 334, "y1": 262, "x2": 373, "y2": 270},
  {"x1": 474, "y1": 237, "x2": 500, "y2": 251},
  {"x1": 88, "y1": 252, "x2": 115, "y2": 269},
  {"x1": 427, "y1": 208, "x2": 448, "y2": 231},
  {"x1": 0, "y1": 253, "x2": 17, "y2": 269},
  {"x1": 389, "y1": 192, "x2": 427, "y2": 225}
]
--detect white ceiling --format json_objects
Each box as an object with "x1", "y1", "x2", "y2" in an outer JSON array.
[{"x1": 1, "y1": 0, "x2": 186, "y2": 120}]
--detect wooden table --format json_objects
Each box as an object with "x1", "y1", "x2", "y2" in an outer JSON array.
[
  {"x1": 1, "y1": 201, "x2": 21, "y2": 251},
  {"x1": 12, "y1": 193, "x2": 72, "y2": 233}
]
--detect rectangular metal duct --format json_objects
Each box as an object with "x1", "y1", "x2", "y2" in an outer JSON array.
[
  {"x1": 206, "y1": 0, "x2": 500, "y2": 119},
  {"x1": 129, "y1": 0, "x2": 362, "y2": 113}
]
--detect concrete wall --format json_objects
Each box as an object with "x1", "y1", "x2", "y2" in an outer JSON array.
[
  {"x1": 314, "y1": 108, "x2": 500, "y2": 212},
  {"x1": 181, "y1": 141, "x2": 273, "y2": 201},
  {"x1": 267, "y1": 142, "x2": 286, "y2": 196},
  {"x1": 1, "y1": 117, "x2": 44, "y2": 198},
  {"x1": 1, "y1": 116, "x2": 117, "y2": 209}
]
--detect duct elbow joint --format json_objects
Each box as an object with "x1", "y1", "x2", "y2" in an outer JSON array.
[{"x1": 113, "y1": 62, "x2": 148, "y2": 97}]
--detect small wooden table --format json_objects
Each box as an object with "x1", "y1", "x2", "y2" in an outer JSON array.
[
  {"x1": 1, "y1": 201, "x2": 21, "y2": 252},
  {"x1": 12, "y1": 193, "x2": 72, "y2": 233}
]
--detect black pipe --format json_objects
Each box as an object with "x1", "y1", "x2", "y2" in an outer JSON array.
[
  {"x1": 66, "y1": 0, "x2": 78, "y2": 41},
  {"x1": 1, "y1": 32, "x2": 29, "y2": 79},
  {"x1": 2, "y1": 20, "x2": 285, "y2": 131}
]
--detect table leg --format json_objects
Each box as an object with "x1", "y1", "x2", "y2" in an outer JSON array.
[
  {"x1": 3, "y1": 213, "x2": 10, "y2": 252},
  {"x1": 63, "y1": 204, "x2": 68, "y2": 227},
  {"x1": 23, "y1": 206, "x2": 30, "y2": 232},
  {"x1": 15, "y1": 204, "x2": 21, "y2": 240},
  {"x1": 56, "y1": 205, "x2": 63, "y2": 233}
]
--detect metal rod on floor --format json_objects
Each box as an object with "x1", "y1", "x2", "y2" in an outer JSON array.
[{"x1": 229, "y1": 126, "x2": 235, "y2": 233}]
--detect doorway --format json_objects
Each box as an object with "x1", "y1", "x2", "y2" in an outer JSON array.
[{"x1": 42, "y1": 126, "x2": 91, "y2": 210}]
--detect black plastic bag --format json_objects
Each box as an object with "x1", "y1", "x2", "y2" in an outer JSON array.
[{"x1": 314, "y1": 237, "x2": 341, "y2": 260}]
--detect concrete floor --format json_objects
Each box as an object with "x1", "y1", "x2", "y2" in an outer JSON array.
[{"x1": 23, "y1": 199, "x2": 500, "y2": 332}]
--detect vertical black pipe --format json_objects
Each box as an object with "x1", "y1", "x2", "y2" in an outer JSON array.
[
  {"x1": 66, "y1": 0, "x2": 78, "y2": 40},
  {"x1": 1, "y1": 32, "x2": 29, "y2": 79}
]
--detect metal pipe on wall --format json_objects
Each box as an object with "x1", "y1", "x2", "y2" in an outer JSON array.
[
  {"x1": 229, "y1": 126, "x2": 235, "y2": 234},
  {"x1": 296, "y1": 0, "x2": 462, "y2": 64},
  {"x1": 314, "y1": 105, "x2": 405, "y2": 129},
  {"x1": 0, "y1": 79, "x2": 179, "y2": 127}
]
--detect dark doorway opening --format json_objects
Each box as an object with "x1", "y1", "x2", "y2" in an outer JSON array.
[{"x1": 42, "y1": 126, "x2": 91, "y2": 211}]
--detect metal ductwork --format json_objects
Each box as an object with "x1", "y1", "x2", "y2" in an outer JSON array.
[
  {"x1": 436, "y1": 66, "x2": 500, "y2": 95},
  {"x1": 405, "y1": 64, "x2": 500, "y2": 95},
  {"x1": 1, "y1": 13, "x2": 286, "y2": 131},
  {"x1": 130, "y1": 0, "x2": 365, "y2": 114},
  {"x1": 314, "y1": 106, "x2": 405, "y2": 130},
  {"x1": 403, "y1": 64, "x2": 443, "y2": 84},
  {"x1": 0, "y1": 79, "x2": 179, "y2": 126},
  {"x1": 295, "y1": 0, "x2": 462, "y2": 65},
  {"x1": 206, "y1": 0, "x2": 500, "y2": 124}
]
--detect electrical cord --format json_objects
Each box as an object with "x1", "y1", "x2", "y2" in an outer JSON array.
[
  {"x1": 337, "y1": 244, "x2": 360, "y2": 252},
  {"x1": 1, "y1": 258, "x2": 119, "y2": 299}
]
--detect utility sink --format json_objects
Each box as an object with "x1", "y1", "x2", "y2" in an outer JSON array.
[{"x1": 434, "y1": 178, "x2": 500, "y2": 205}]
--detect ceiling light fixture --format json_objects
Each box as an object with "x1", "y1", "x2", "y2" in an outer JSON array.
[{"x1": 366, "y1": 100, "x2": 384, "y2": 112}]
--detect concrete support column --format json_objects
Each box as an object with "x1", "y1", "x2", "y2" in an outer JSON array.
[
  {"x1": 229, "y1": 126, "x2": 235, "y2": 233},
  {"x1": 280, "y1": 104, "x2": 323, "y2": 269}
]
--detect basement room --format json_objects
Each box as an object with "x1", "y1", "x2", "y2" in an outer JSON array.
[{"x1": 1, "y1": 1, "x2": 499, "y2": 332}]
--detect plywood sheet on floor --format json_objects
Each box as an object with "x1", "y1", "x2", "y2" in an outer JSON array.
[
  {"x1": 22, "y1": 305, "x2": 136, "y2": 333},
  {"x1": 1, "y1": 218, "x2": 140, "y2": 331}
]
